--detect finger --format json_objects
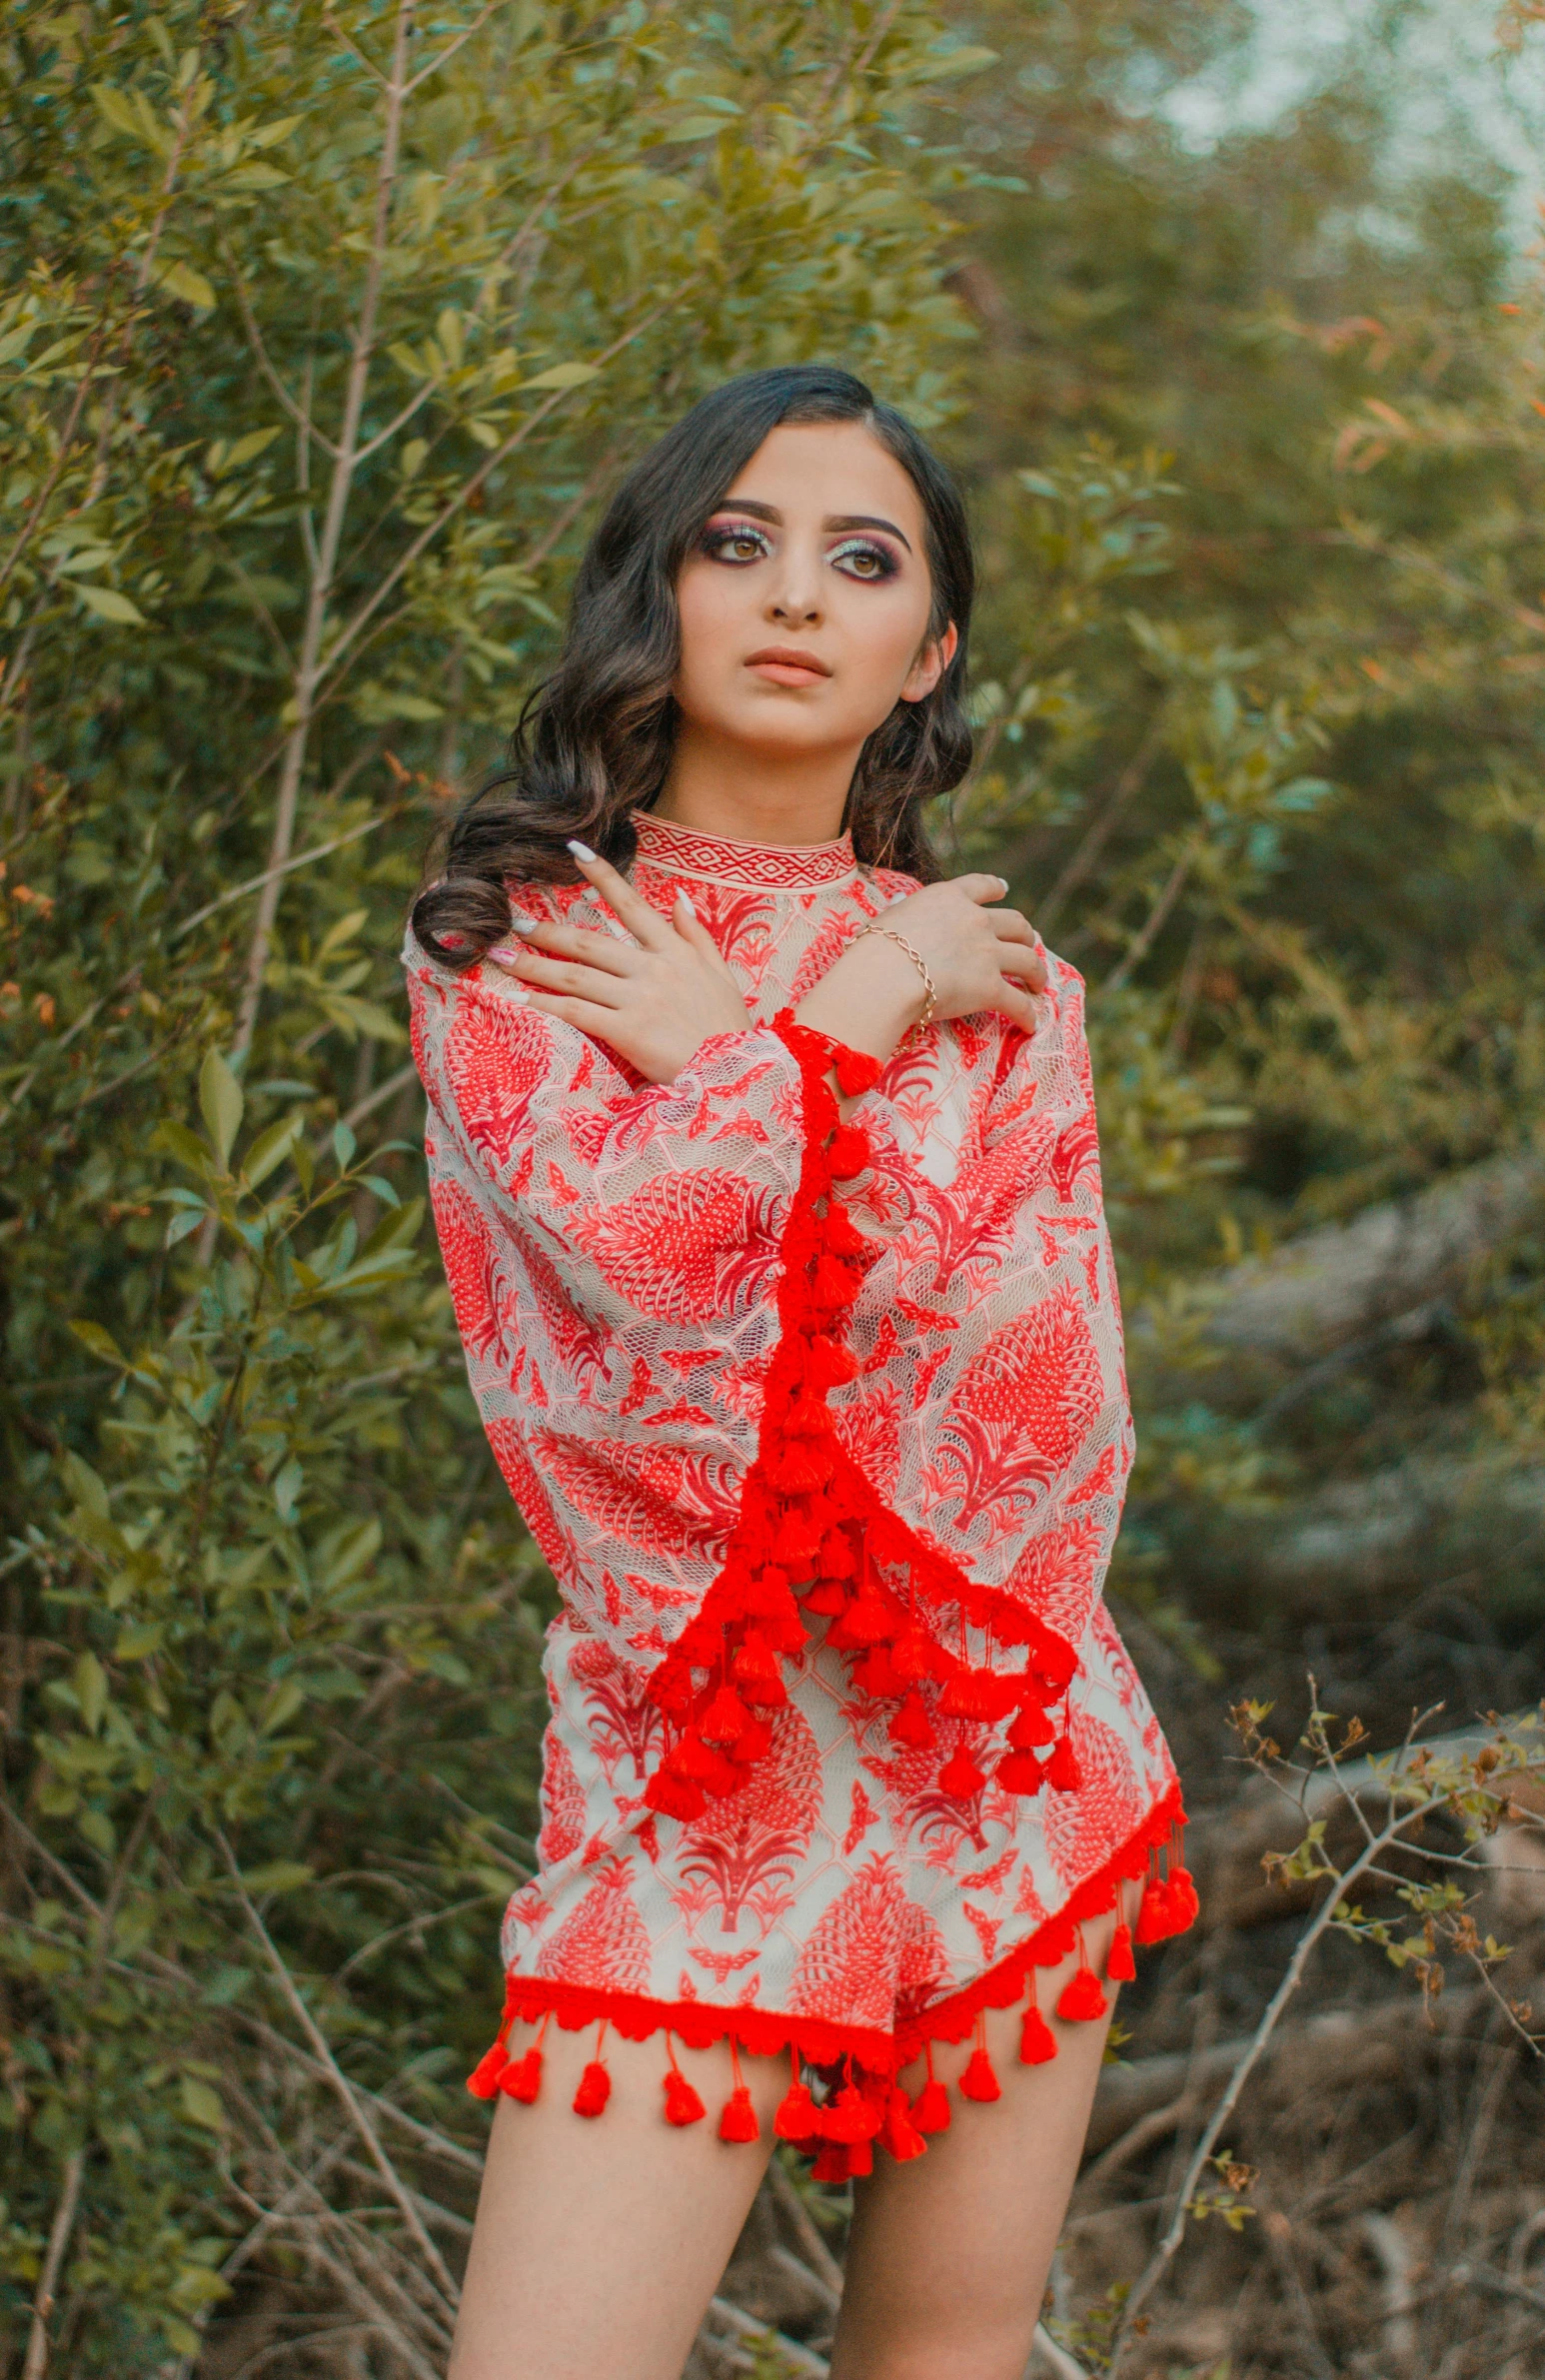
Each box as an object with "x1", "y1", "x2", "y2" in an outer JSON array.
[
  {"x1": 998, "y1": 949, "x2": 1049, "y2": 994},
  {"x1": 521, "y1": 988, "x2": 634, "y2": 1043},
  {"x1": 987, "y1": 910, "x2": 1038, "y2": 946},
  {"x1": 989, "y1": 982, "x2": 1042, "y2": 1033},
  {"x1": 567, "y1": 839, "x2": 672, "y2": 950},
  {"x1": 954, "y1": 872, "x2": 1011, "y2": 905},
  {"x1": 500, "y1": 913, "x2": 637, "y2": 977},
  {"x1": 669, "y1": 887, "x2": 740, "y2": 979},
  {"x1": 493, "y1": 948, "x2": 629, "y2": 1007}
]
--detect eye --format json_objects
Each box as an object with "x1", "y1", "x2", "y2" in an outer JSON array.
[
  {"x1": 701, "y1": 520, "x2": 772, "y2": 566},
  {"x1": 829, "y1": 537, "x2": 900, "y2": 583}
]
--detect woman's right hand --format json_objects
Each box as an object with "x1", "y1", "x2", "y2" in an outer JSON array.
[{"x1": 877, "y1": 873, "x2": 1047, "y2": 1031}]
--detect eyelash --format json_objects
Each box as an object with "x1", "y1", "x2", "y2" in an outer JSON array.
[{"x1": 699, "y1": 521, "x2": 901, "y2": 583}]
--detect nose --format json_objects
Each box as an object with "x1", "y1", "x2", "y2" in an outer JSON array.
[{"x1": 767, "y1": 543, "x2": 822, "y2": 626}]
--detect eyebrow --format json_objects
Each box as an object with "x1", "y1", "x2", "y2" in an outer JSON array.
[{"x1": 711, "y1": 497, "x2": 913, "y2": 555}]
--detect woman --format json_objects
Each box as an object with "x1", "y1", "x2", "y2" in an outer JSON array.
[{"x1": 405, "y1": 365, "x2": 1193, "y2": 2380}]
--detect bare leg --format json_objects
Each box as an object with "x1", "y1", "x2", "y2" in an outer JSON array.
[
  {"x1": 829, "y1": 1899, "x2": 1132, "y2": 2380},
  {"x1": 447, "y1": 2021, "x2": 786, "y2": 2380}
]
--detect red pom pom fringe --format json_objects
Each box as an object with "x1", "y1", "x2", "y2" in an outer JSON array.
[
  {"x1": 573, "y1": 2059, "x2": 612, "y2": 2117},
  {"x1": 1106, "y1": 1921, "x2": 1137, "y2": 1983},
  {"x1": 466, "y1": 2043, "x2": 508, "y2": 2100},
  {"x1": 664, "y1": 2067, "x2": 706, "y2": 2126},
  {"x1": 1019, "y1": 2003, "x2": 1058, "y2": 2065},
  {"x1": 774, "y1": 2081, "x2": 819, "y2": 2141},
  {"x1": 1056, "y1": 1966, "x2": 1108, "y2": 2024},
  {"x1": 912, "y1": 2077, "x2": 951, "y2": 2134},
  {"x1": 719, "y1": 2085, "x2": 761, "y2": 2143},
  {"x1": 958, "y1": 2045, "x2": 1002, "y2": 2102},
  {"x1": 500, "y1": 2046, "x2": 544, "y2": 2103},
  {"x1": 879, "y1": 2084, "x2": 927, "y2": 2161}
]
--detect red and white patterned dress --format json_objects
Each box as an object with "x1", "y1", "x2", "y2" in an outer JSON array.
[{"x1": 405, "y1": 807, "x2": 1193, "y2": 2170}]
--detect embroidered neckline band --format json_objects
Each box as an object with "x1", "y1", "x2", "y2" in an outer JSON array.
[{"x1": 630, "y1": 806, "x2": 859, "y2": 891}]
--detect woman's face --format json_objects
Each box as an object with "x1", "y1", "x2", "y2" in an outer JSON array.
[{"x1": 672, "y1": 420, "x2": 956, "y2": 767}]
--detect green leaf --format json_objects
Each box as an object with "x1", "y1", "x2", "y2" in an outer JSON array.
[
  {"x1": 91, "y1": 83, "x2": 144, "y2": 138},
  {"x1": 180, "y1": 2075, "x2": 227, "y2": 2132},
  {"x1": 61, "y1": 1452, "x2": 110, "y2": 1521},
  {"x1": 199, "y1": 1049, "x2": 245, "y2": 1166},
  {"x1": 74, "y1": 585, "x2": 147, "y2": 626},
  {"x1": 211, "y1": 426, "x2": 282, "y2": 475},
  {"x1": 154, "y1": 259, "x2": 217, "y2": 313},
  {"x1": 522, "y1": 361, "x2": 601, "y2": 390},
  {"x1": 74, "y1": 1652, "x2": 108, "y2": 1736},
  {"x1": 165, "y1": 1206, "x2": 207, "y2": 1249},
  {"x1": 242, "y1": 1115, "x2": 302, "y2": 1190},
  {"x1": 248, "y1": 114, "x2": 304, "y2": 149},
  {"x1": 917, "y1": 43, "x2": 998, "y2": 79},
  {"x1": 114, "y1": 1622, "x2": 165, "y2": 1661},
  {"x1": 69, "y1": 1320, "x2": 125, "y2": 1367},
  {"x1": 239, "y1": 1860, "x2": 314, "y2": 1895},
  {"x1": 332, "y1": 1121, "x2": 357, "y2": 1171}
]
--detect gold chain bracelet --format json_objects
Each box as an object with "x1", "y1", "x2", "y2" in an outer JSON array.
[{"x1": 856, "y1": 925, "x2": 937, "y2": 1039}]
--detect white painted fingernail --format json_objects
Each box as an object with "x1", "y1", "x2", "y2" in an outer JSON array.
[
  {"x1": 676, "y1": 888, "x2": 696, "y2": 920},
  {"x1": 488, "y1": 943, "x2": 522, "y2": 964},
  {"x1": 506, "y1": 984, "x2": 529, "y2": 1003},
  {"x1": 511, "y1": 913, "x2": 537, "y2": 932},
  {"x1": 567, "y1": 838, "x2": 597, "y2": 862}
]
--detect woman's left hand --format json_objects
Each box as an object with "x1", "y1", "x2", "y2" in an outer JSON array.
[{"x1": 488, "y1": 842, "x2": 752, "y2": 1084}]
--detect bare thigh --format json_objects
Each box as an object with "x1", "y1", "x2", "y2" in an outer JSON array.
[
  {"x1": 828, "y1": 1899, "x2": 1132, "y2": 2380},
  {"x1": 447, "y1": 2022, "x2": 786, "y2": 2380}
]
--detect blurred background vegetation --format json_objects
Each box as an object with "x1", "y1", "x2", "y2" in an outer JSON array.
[{"x1": 2, "y1": 2, "x2": 1544, "y2": 2373}]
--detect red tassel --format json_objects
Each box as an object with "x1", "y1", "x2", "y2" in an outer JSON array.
[
  {"x1": 852, "y1": 1647, "x2": 903, "y2": 1698},
  {"x1": 828, "y1": 1123, "x2": 870, "y2": 1177},
  {"x1": 1045, "y1": 1736, "x2": 1082, "y2": 1793},
  {"x1": 810, "y1": 2142, "x2": 850, "y2": 2183},
  {"x1": 773, "y1": 1509, "x2": 822, "y2": 1566},
  {"x1": 1167, "y1": 1866, "x2": 1200, "y2": 1931},
  {"x1": 699, "y1": 1687, "x2": 751, "y2": 1745},
  {"x1": 729, "y1": 1715, "x2": 773, "y2": 1766},
  {"x1": 815, "y1": 1529, "x2": 856, "y2": 1580},
  {"x1": 828, "y1": 1591, "x2": 893, "y2": 1648},
  {"x1": 888, "y1": 1694, "x2": 935, "y2": 1751},
  {"x1": 1057, "y1": 1966, "x2": 1108, "y2": 2023},
  {"x1": 1106, "y1": 1921, "x2": 1137, "y2": 1983},
  {"x1": 891, "y1": 1628, "x2": 936, "y2": 1681},
  {"x1": 1019, "y1": 2002, "x2": 1057, "y2": 2065},
  {"x1": 1135, "y1": 1875, "x2": 1175, "y2": 1944},
  {"x1": 804, "y1": 1334, "x2": 859, "y2": 1389},
  {"x1": 670, "y1": 1735, "x2": 741, "y2": 1796},
  {"x1": 912, "y1": 2076, "x2": 951, "y2": 2133},
  {"x1": 663, "y1": 2052, "x2": 706, "y2": 2127},
  {"x1": 732, "y1": 1638, "x2": 786, "y2": 1705},
  {"x1": 719, "y1": 2085, "x2": 761, "y2": 2142},
  {"x1": 822, "y1": 1204, "x2": 868, "y2": 1258},
  {"x1": 938, "y1": 1747, "x2": 985, "y2": 1799},
  {"x1": 879, "y1": 2083, "x2": 927, "y2": 2161},
  {"x1": 832, "y1": 1044, "x2": 882, "y2": 1096},
  {"x1": 573, "y1": 2059, "x2": 612, "y2": 2117},
  {"x1": 802, "y1": 1580, "x2": 849, "y2": 1616},
  {"x1": 846, "y1": 2135, "x2": 874, "y2": 2178},
  {"x1": 500, "y1": 2045, "x2": 545, "y2": 2103},
  {"x1": 958, "y1": 2045, "x2": 1002, "y2": 2102},
  {"x1": 773, "y1": 2080, "x2": 819, "y2": 2141},
  {"x1": 940, "y1": 1671, "x2": 1018, "y2": 1721},
  {"x1": 466, "y1": 2042, "x2": 508, "y2": 2099},
  {"x1": 643, "y1": 1769, "x2": 708, "y2": 1822},
  {"x1": 1008, "y1": 1702, "x2": 1055, "y2": 1751},
  {"x1": 996, "y1": 1751, "x2": 1046, "y2": 1795},
  {"x1": 823, "y1": 2083, "x2": 883, "y2": 2144},
  {"x1": 811, "y1": 1255, "x2": 859, "y2": 1310}
]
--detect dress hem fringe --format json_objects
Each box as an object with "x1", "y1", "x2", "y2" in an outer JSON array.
[{"x1": 481, "y1": 1781, "x2": 1188, "y2": 2088}]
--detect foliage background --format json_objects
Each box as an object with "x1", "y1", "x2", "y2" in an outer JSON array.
[{"x1": 2, "y1": 0, "x2": 1544, "y2": 2372}]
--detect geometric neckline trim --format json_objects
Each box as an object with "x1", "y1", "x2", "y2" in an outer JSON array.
[{"x1": 630, "y1": 805, "x2": 858, "y2": 891}]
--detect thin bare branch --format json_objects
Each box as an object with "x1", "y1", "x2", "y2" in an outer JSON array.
[{"x1": 21, "y1": 2150, "x2": 84, "y2": 2380}]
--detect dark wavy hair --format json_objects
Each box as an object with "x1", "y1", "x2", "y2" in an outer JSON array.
[{"x1": 410, "y1": 364, "x2": 974, "y2": 968}]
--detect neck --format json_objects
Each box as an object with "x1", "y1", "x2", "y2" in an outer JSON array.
[{"x1": 653, "y1": 720, "x2": 857, "y2": 847}]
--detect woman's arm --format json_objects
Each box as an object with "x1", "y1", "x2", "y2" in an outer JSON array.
[{"x1": 492, "y1": 845, "x2": 1048, "y2": 1088}]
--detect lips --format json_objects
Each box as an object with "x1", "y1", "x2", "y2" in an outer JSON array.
[{"x1": 746, "y1": 646, "x2": 831, "y2": 683}]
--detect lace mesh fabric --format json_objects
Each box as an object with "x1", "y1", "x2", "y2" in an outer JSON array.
[{"x1": 406, "y1": 806, "x2": 1192, "y2": 2159}]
